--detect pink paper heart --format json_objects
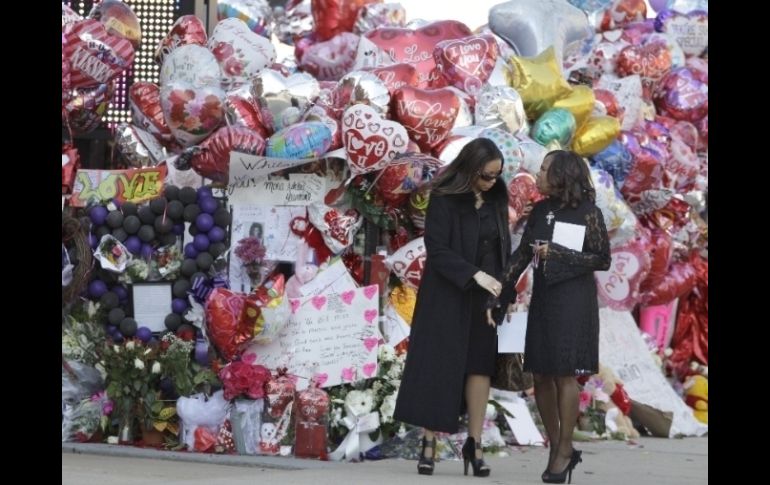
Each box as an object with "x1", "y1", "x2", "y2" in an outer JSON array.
[
  {"x1": 363, "y1": 336, "x2": 379, "y2": 352},
  {"x1": 364, "y1": 309, "x2": 378, "y2": 324},
  {"x1": 242, "y1": 352, "x2": 257, "y2": 364},
  {"x1": 362, "y1": 362, "x2": 377, "y2": 377},
  {"x1": 341, "y1": 367, "x2": 356, "y2": 382},
  {"x1": 364, "y1": 285, "x2": 378, "y2": 300},
  {"x1": 313, "y1": 372, "x2": 329, "y2": 386},
  {"x1": 290, "y1": 299, "x2": 301, "y2": 313},
  {"x1": 311, "y1": 295, "x2": 327, "y2": 310},
  {"x1": 341, "y1": 290, "x2": 355, "y2": 305}
]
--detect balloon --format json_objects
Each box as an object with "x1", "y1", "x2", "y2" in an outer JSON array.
[
  {"x1": 596, "y1": 74, "x2": 643, "y2": 131},
  {"x1": 590, "y1": 140, "x2": 633, "y2": 190},
  {"x1": 599, "y1": 0, "x2": 647, "y2": 31},
  {"x1": 474, "y1": 84, "x2": 528, "y2": 134},
  {"x1": 639, "y1": 227, "x2": 672, "y2": 295},
  {"x1": 572, "y1": 116, "x2": 621, "y2": 156},
  {"x1": 190, "y1": 126, "x2": 266, "y2": 184},
  {"x1": 63, "y1": 83, "x2": 115, "y2": 135},
  {"x1": 307, "y1": 203, "x2": 364, "y2": 254},
  {"x1": 114, "y1": 123, "x2": 168, "y2": 167},
  {"x1": 595, "y1": 236, "x2": 651, "y2": 311},
  {"x1": 392, "y1": 86, "x2": 460, "y2": 152},
  {"x1": 365, "y1": 20, "x2": 472, "y2": 88},
  {"x1": 252, "y1": 70, "x2": 320, "y2": 134},
  {"x1": 155, "y1": 15, "x2": 207, "y2": 65},
  {"x1": 160, "y1": 82, "x2": 226, "y2": 147},
  {"x1": 160, "y1": 44, "x2": 221, "y2": 89},
  {"x1": 63, "y1": 19, "x2": 135, "y2": 88},
  {"x1": 206, "y1": 288, "x2": 248, "y2": 360},
  {"x1": 507, "y1": 47, "x2": 573, "y2": 120},
  {"x1": 299, "y1": 32, "x2": 361, "y2": 81},
  {"x1": 386, "y1": 237, "x2": 426, "y2": 288},
  {"x1": 342, "y1": 104, "x2": 409, "y2": 175},
  {"x1": 433, "y1": 34, "x2": 498, "y2": 96},
  {"x1": 266, "y1": 122, "x2": 332, "y2": 159},
  {"x1": 129, "y1": 82, "x2": 175, "y2": 146},
  {"x1": 376, "y1": 155, "x2": 425, "y2": 206},
  {"x1": 643, "y1": 258, "x2": 697, "y2": 306},
  {"x1": 531, "y1": 108, "x2": 576, "y2": 147},
  {"x1": 208, "y1": 18, "x2": 276, "y2": 89},
  {"x1": 616, "y1": 42, "x2": 672, "y2": 82},
  {"x1": 311, "y1": 0, "x2": 380, "y2": 41},
  {"x1": 656, "y1": 10, "x2": 707, "y2": 57},
  {"x1": 217, "y1": 0, "x2": 273, "y2": 38},
  {"x1": 335, "y1": 71, "x2": 391, "y2": 115},
  {"x1": 639, "y1": 299, "x2": 678, "y2": 352},
  {"x1": 653, "y1": 68, "x2": 708, "y2": 122},
  {"x1": 552, "y1": 85, "x2": 595, "y2": 127},
  {"x1": 648, "y1": 0, "x2": 669, "y2": 12},
  {"x1": 224, "y1": 84, "x2": 270, "y2": 139},
  {"x1": 89, "y1": 0, "x2": 141, "y2": 49},
  {"x1": 353, "y1": 2, "x2": 406, "y2": 34},
  {"x1": 488, "y1": 0, "x2": 592, "y2": 62},
  {"x1": 367, "y1": 63, "x2": 420, "y2": 95},
  {"x1": 480, "y1": 127, "x2": 523, "y2": 176},
  {"x1": 62, "y1": 3, "x2": 83, "y2": 32},
  {"x1": 590, "y1": 167, "x2": 638, "y2": 237},
  {"x1": 507, "y1": 171, "x2": 545, "y2": 227}
]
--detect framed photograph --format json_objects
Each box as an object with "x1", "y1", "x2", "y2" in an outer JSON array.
[{"x1": 131, "y1": 282, "x2": 173, "y2": 332}]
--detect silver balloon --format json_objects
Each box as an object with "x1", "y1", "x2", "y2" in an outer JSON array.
[
  {"x1": 474, "y1": 84, "x2": 528, "y2": 134},
  {"x1": 115, "y1": 124, "x2": 167, "y2": 168},
  {"x1": 217, "y1": 0, "x2": 273, "y2": 38},
  {"x1": 354, "y1": 3, "x2": 406, "y2": 34},
  {"x1": 252, "y1": 69, "x2": 320, "y2": 132},
  {"x1": 272, "y1": 0, "x2": 313, "y2": 45},
  {"x1": 405, "y1": 18, "x2": 430, "y2": 29},
  {"x1": 446, "y1": 87, "x2": 474, "y2": 130},
  {"x1": 489, "y1": 0, "x2": 593, "y2": 63},
  {"x1": 337, "y1": 71, "x2": 391, "y2": 115}
]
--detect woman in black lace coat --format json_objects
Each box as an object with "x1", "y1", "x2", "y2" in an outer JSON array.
[{"x1": 488, "y1": 150, "x2": 611, "y2": 484}]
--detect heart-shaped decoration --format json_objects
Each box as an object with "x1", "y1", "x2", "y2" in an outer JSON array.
[
  {"x1": 616, "y1": 42, "x2": 672, "y2": 81},
  {"x1": 266, "y1": 121, "x2": 332, "y2": 159},
  {"x1": 362, "y1": 362, "x2": 377, "y2": 377},
  {"x1": 365, "y1": 20, "x2": 472, "y2": 88},
  {"x1": 129, "y1": 82, "x2": 175, "y2": 145},
  {"x1": 312, "y1": 0, "x2": 379, "y2": 41},
  {"x1": 341, "y1": 367, "x2": 357, "y2": 382},
  {"x1": 308, "y1": 203, "x2": 364, "y2": 254},
  {"x1": 342, "y1": 104, "x2": 409, "y2": 175},
  {"x1": 225, "y1": 84, "x2": 270, "y2": 139},
  {"x1": 392, "y1": 86, "x2": 460, "y2": 152},
  {"x1": 595, "y1": 244, "x2": 648, "y2": 311},
  {"x1": 63, "y1": 19, "x2": 135, "y2": 89},
  {"x1": 160, "y1": 44, "x2": 222, "y2": 89},
  {"x1": 253, "y1": 70, "x2": 321, "y2": 134},
  {"x1": 341, "y1": 290, "x2": 356, "y2": 305},
  {"x1": 300, "y1": 32, "x2": 361, "y2": 81},
  {"x1": 290, "y1": 299, "x2": 301, "y2": 313},
  {"x1": 368, "y1": 63, "x2": 419, "y2": 95},
  {"x1": 155, "y1": 15, "x2": 208, "y2": 65},
  {"x1": 311, "y1": 295, "x2": 327, "y2": 310},
  {"x1": 386, "y1": 237, "x2": 427, "y2": 288},
  {"x1": 364, "y1": 309, "x2": 378, "y2": 324},
  {"x1": 190, "y1": 126, "x2": 266, "y2": 184},
  {"x1": 160, "y1": 82, "x2": 226, "y2": 147},
  {"x1": 205, "y1": 288, "x2": 248, "y2": 360},
  {"x1": 208, "y1": 18, "x2": 276, "y2": 89},
  {"x1": 313, "y1": 372, "x2": 329, "y2": 386},
  {"x1": 657, "y1": 10, "x2": 708, "y2": 57},
  {"x1": 434, "y1": 34, "x2": 498, "y2": 95},
  {"x1": 363, "y1": 285, "x2": 378, "y2": 300},
  {"x1": 363, "y1": 337, "x2": 379, "y2": 352}
]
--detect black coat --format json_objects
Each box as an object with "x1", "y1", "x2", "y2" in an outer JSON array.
[{"x1": 393, "y1": 180, "x2": 510, "y2": 433}]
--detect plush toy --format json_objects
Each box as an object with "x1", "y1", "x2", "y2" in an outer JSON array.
[
  {"x1": 285, "y1": 241, "x2": 319, "y2": 299},
  {"x1": 596, "y1": 365, "x2": 640, "y2": 439},
  {"x1": 683, "y1": 375, "x2": 708, "y2": 424}
]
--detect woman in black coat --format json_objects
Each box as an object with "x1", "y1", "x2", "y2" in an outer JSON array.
[
  {"x1": 393, "y1": 138, "x2": 510, "y2": 477},
  {"x1": 488, "y1": 150, "x2": 611, "y2": 484}
]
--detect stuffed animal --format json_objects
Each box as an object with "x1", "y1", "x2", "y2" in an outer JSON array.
[
  {"x1": 596, "y1": 365, "x2": 640, "y2": 439},
  {"x1": 285, "y1": 241, "x2": 319, "y2": 299},
  {"x1": 683, "y1": 375, "x2": 708, "y2": 424}
]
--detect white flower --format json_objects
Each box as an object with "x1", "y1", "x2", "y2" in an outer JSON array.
[
  {"x1": 389, "y1": 379, "x2": 401, "y2": 389},
  {"x1": 485, "y1": 403, "x2": 497, "y2": 421},
  {"x1": 133, "y1": 358, "x2": 145, "y2": 370},
  {"x1": 126, "y1": 341, "x2": 135, "y2": 350},
  {"x1": 87, "y1": 301, "x2": 98, "y2": 318},
  {"x1": 387, "y1": 364, "x2": 402, "y2": 381},
  {"x1": 344, "y1": 390, "x2": 375, "y2": 415},
  {"x1": 144, "y1": 348, "x2": 152, "y2": 355},
  {"x1": 331, "y1": 407, "x2": 344, "y2": 427},
  {"x1": 372, "y1": 381, "x2": 383, "y2": 395},
  {"x1": 113, "y1": 345, "x2": 120, "y2": 353},
  {"x1": 379, "y1": 392, "x2": 398, "y2": 424},
  {"x1": 95, "y1": 363, "x2": 107, "y2": 380},
  {"x1": 378, "y1": 345, "x2": 396, "y2": 363},
  {"x1": 397, "y1": 424, "x2": 407, "y2": 439},
  {"x1": 151, "y1": 362, "x2": 161, "y2": 374}
]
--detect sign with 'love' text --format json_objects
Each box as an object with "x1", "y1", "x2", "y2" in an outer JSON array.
[
  {"x1": 246, "y1": 284, "x2": 380, "y2": 390},
  {"x1": 70, "y1": 166, "x2": 167, "y2": 207}
]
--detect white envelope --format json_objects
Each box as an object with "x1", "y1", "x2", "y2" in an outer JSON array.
[{"x1": 497, "y1": 312, "x2": 528, "y2": 353}]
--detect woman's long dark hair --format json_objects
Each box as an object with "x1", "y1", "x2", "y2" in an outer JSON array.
[
  {"x1": 430, "y1": 138, "x2": 504, "y2": 196},
  {"x1": 544, "y1": 150, "x2": 596, "y2": 209}
]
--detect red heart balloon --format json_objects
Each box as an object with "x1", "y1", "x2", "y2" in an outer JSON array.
[
  {"x1": 311, "y1": 0, "x2": 380, "y2": 41},
  {"x1": 365, "y1": 20, "x2": 471, "y2": 88},
  {"x1": 433, "y1": 34, "x2": 498, "y2": 95},
  {"x1": 375, "y1": 156, "x2": 424, "y2": 206},
  {"x1": 155, "y1": 15, "x2": 207, "y2": 65},
  {"x1": 190, "y1": 126, "x2": 266, "y2": 184},
  {"x1": 129, "y1": 82, "x2": 175, "y2": 146},
  {"x1": 367, "y1": 63, "x2": 419, "y2": 95},
  {"x1": 206, "y1": 288, "x2": 248, "y2": 361},
  {"x1": 63, "y1": 19, "x2": 135, "y2": 89},
  {"x1": 63, "y1": 83, "x2": 115, "y2": 135},
  {"x1": 392, "y1": 86, "x2": 460, "y2": 152},
  {"x1": 616, "y1": 42, "x2": 672, "y2": 81},
  {"x1": 299, "y1": 32, "x2": 360, "y2": 81}
]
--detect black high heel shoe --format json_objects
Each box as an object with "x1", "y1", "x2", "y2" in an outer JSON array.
[
  {"x1": 461, "y1": 437, "x2": 490, "y2": 477},
  {"x1": 417, "y1": 436, "x2": 437, "y2": 475},
  {"x1": 542, "y1": 449, "x2": 583, "y2": 484},
  {"x1": 542, "y1": 448, "x2": 580, "y2": 481}
]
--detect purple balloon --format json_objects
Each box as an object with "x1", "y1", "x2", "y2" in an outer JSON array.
[
  {"x1": 141, "y1": 243, "x2": 154, "y2": 259},
  {"x1": 106, "y1": 325, "x2": 118, "y2": 334},
  {"x1": 173, "y1": 223, "x2": 185, "y2": 236},
  {"x1": 111, "y1": 331, "x2": 124, "y2": 343},
  {"x1": 199, "y1": 197, "x2": 218, "y2": 214},
  {"x1": 184, "y1": 243, "x2": 199, "y2": 259},
  {"x1": 649, "y1": 0, "x2": 668, "y2": 12},
  {"x1": 89, "y1": 206, "x2": 108, "y2": 226},
  {"x1": 88, "y1": 233, "x2": 99, "y2": 249},
  {"x1": 193, "y1": 233, "x2": 210, "y2": 252},
  {"x1": 197, "y1": 186, "x2": 213, "y2": 200},
  {"x1": 88, "y1": 279, "x2": 108, "y2": 299},
  {"x1": 194, "y1": 339, "x2": 210, "y2": 366},
  {"x1": 136, "y1": 327, "x2": 153, "y2": 343},
  {"x1": 208, "y1": 226, "x2": 226, "y2": 243},
  {"x1": 124, "y1": 235, "x2": 142, "y2": 255},
  {"x1": 196, "y1": 213, "x2": 214, "y2": 232},
  {"x1": 172, "y1": 298, "x2": 189, "y2": 314},
  {"x1": 112, "y1": 285, "x2": 129, "y2": 302}
]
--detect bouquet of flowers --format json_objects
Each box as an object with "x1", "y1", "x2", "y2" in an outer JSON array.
[
  {"x1": 62, "y1": 391, "x2": 114, "y2": 442},
  {"x1": 94, "y1": 235, "x2": 131, "y2": 273},
  {"x1": 578, "y1": 375, "x2": 610, "y2": 437},
  {"x1": 234, "y1": 236, "x2": 267, "y2": 284},
  {"x1": 62, "y1": 301, "x2": 106, "y2": 367},
  {"x1": 218, "y1": 360, "x2": 272, "y2": 401}
]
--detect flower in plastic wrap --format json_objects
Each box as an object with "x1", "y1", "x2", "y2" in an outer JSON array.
[
  {"x1": 344, "y1": 389, "x2": 375, "y2": 416},
  {"x1": 94, "y1": 235, "x2": 132, "y2": 273},
  {"x1": 177, "y1": 390, "x2": 231, "y2": 450},
  {"x1": 379, "y1": 392, "x2": 397, "y2": 424},
  {"x1": 262, "y1": 367, "x2": 297, "y2": 419},
  {"x1": 219, "y1": 360, "x2": 272, "y2": 401}
]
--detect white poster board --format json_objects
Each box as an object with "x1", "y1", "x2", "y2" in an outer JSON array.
[
  {"x1": 599, "y1": 308, "x2": 708, "y2": 437},
  {"x1": 132, "y1": 283, "x2": 173, "y2": 332},
  {"x1": 491, "y1": 389, "x2": 545, "y2": 446},
  {"x1": 245, "y1": 285, "x2": 381, "y2": 390}
]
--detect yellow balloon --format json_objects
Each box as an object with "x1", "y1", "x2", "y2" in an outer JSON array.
[
  {"x1": 507, "y1": 46, "x2": 573, "y2": 120},
  {"x1": 390, "y1": 285, "x2": 417, "y2": 325},
  {"x1": 572, "y1": 116, "x2": 621, "y2": 156},
  {"x1": 552, "y1": 85, "x2": 595, "y2": 127}
]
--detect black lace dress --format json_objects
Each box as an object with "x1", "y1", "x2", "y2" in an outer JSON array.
[{"x1": 492, "y1": 198, "x2": 611, "y2": 376}]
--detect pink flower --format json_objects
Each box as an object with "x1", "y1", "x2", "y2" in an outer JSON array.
[
  {"x1": 234, "y1": 237, "x2": 266, "y2": 266},
  {"x1": 579, "y1": 391, "x2": 592, "y2": 412},
  {"x1": 212, "y1": 42, "x2": 234, "y2": 62}
]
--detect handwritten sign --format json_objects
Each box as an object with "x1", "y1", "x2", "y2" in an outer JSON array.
[
  {"x1": 229, "y1": 151, "x2": 322, "y2": 181},
  {"x1": 599, "y1": 308, "x2": 708, "y2": 437},
  {"x1": 70, "y1": 166, "x2": 167, "y2": 207},
  {"x1": 228, "y1": 173, "x2": 330, "y2": 206},
  {"x1": 246, "y1": 285, "x2": 380, "y2": 391}
]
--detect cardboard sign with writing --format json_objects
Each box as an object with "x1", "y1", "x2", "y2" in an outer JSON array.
[
  {"x1": 245, "y1": 285, "x2": 380, "y2": 391},
  {"x1": 70, "y1": 166, "x2": 167, "y2": 207}
]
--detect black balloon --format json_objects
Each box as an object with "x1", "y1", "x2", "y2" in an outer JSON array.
[
  {"x1": 183, "y1": 204, "x2": 201, "y2": 223},
  {"x1": 167, "y1": 200, "x2": 184, "y2": 220},
  {"x1": 138, "y1": 206, "x2": 155, "y2": 224},
  {"x1": 123, "y1": 215, "x2": 141, "y2": 234},
  {"x1": 165, "y1": 313, "x2": 182, "y2": 331},
  {"x1": 213, "y1": 208, "x2": 231, "y2": 227},
  {"x1": 150, "y1": 197, "x2": 168, "y2": 215},
  {"x1": 154, "y1": 216, "x2": 173, "y2": 234},
  {"x1": 100, "y1": 291, "x2": 119, "y2": 309},
  {"x1": 95, "y1": 225, "x2": 110, "y2": 238},
  {"x1": 121, "y1": 201, "x2": 138, "y2": 216},
  {"x1": 138, "y1": 225, "x2": 156, "y2": 242},
  {"x1": 119, "y1": 317, "x2": 138, "y2": 337},
  {"x1": 164, "y1": 185, "x2": 180, "y2": 201},
  {"x1": 111, "y1": 228, "x2": 128, "y2": 242},
  {"x1": 209, "y1": 242, "x2": 227, "y2": 258},
  {"x1": 159, "y1": 233, "x2": 178, "y2": 246},
  {"x1": 173, "y1": 279, "x2": 191, "y2": 298},
  {"x1": 181, "y1": 258, "x2": 198, "y2": 277},
  {"x1": 179, "y1": 187, "x2": 197, "y2": 205},
  {"x1": 108, "y1": 308, "x2": 126, "y2": 325},
  {"x1": 196, "y1": 252, "x2": 213, "y2": 271}
]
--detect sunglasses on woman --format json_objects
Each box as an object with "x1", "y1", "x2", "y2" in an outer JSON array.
[{"x1": 477, "y1": 170, "x2": 502, "y2": 182}]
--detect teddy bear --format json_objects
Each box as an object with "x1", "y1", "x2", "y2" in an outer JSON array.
[
  {"x1": 285, "y1": 241, "x2": 319, "y2": 299},
  {"x1": 596, "y1": 365, "x2": 640, "y2": 439},
  {"x1": 683, "y1": 374, "x2": 707, "y2": 424}
]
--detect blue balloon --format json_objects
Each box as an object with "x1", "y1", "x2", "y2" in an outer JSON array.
[{"x1": 590, "y1": 140, "x2": 633, "y2": 191}]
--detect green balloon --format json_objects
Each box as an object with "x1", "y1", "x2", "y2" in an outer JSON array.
[{"x1": 531, "y1": 108, "x2": 576, "y2": 147}]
